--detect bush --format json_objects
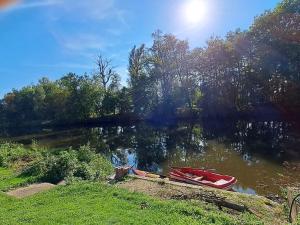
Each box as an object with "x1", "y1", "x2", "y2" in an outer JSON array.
[
  {"x1": 22, "y1": 144, "x2": 113, "y2": 183},
  {"x1": 22, "y1": 150, "x2": 78, "y2": 183},
  {"x1": 44, "y1": 151, "x2": 78, "y2": 183},
  {"x1": 90, "y1": 155, "x2": 114, "y2": 180},
  {"x1": 73, "y1": 162, "x2": 94, "y2": 180},
  {"x1": 0, "y1": 142, "x2": 43, "y2": 168},
  {"x1": 0, "y1": 142, "x2": 113, "y2": 184},
  {"x1": 77, "y1": 144, "x2": 95, "y2": 163},
  {"x1": 74, "y1": 144, "x2": 114, "y2": 181}
]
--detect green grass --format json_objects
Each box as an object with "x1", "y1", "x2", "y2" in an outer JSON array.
[
  {"x1": 0, "y1": 168, "x2": 35, "y2": 191},
  {"x1": 0, "y1": 182, "x2": 262, "y2": 225}
]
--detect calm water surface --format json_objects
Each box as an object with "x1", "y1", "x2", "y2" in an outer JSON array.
[{"x1": 1, "y1": 120, "x2": 300, "y2": 196}]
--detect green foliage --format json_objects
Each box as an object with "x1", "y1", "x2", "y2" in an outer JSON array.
[
  {"x1": 0, "y1": 67, "x2": 129, "y2": 126},
  {"x1": 0, "y1": 143, "x2": 113, "y2": 184},
  {"x1": 89, "y1": 154, "x2": 114, "y2": 180},
  {"x1": 73, "y1": 162, "x2": 94, "y2": 180},
  {"x1": 129, "y1": 31, "x2": 202, "y2": 118},
  {"x1": 117, "y1": 87, "x2": 133, "y2": 114},
  {"x1": 296, "y1": 216, "x2": 300, "y2": 225},
  {"x1": 0, "y1": 182, "x2": 263, "y2": 225},
  {"x1": 77, "y1": 144, "x2": 95, "y2": 163},
  {"x1": 0, "y1": 142, "x2": 43, "y2": 168},
  {"x1": 24, "y1": 144, "x2": 113, "y2": 183},
  {"x1": 29, "y1": 150, "x2": 79, "y2": 183},
  {"x1": 74, "y1": 145, "x2": 114, "y2": 181}
]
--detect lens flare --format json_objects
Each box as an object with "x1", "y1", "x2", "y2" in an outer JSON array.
[
  {"x1": 183, "y1": 0, "x2": 207, "y2": 25},
  {"x1": 0, "y1": 0, "x2": 17, "y2": 8}
]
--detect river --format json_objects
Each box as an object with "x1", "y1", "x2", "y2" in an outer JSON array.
[{"x1": 1, "y1": 119, "x2": 300, "y2": 196}]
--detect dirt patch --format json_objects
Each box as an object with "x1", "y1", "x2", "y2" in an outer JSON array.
[
  {"x1": 117, "y1": 175, "x2": 286, "y2": 225},
  {"x1": 6, "y1": 183, "x2": 56, "y2": 198}
]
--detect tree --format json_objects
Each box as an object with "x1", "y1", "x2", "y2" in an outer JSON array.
[
  {"x1": 128, "y1": 31, "x2": 203, "y2": 118},
  {"x1": 94, "y1": 55, "x2": 121, "y2": 116},
  {"x1": 116, "y1": 87, "x2": 133, "y2": 114},
  {"x1": 128, "y1": 44, "x2": 157, "y2": 115},
  {"x1": 94, "y1": 55, "x2": 119, "y2": 92}
]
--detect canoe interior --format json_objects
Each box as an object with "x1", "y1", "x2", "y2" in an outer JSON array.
[
  {"x1": 170, "y1": 167, "x2": 237, "y2": 190},
  {"x1": 172, "y1": 167, "x2": 234, "y2": 182}
]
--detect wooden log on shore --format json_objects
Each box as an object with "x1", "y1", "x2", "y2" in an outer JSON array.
[
  {"x1": 171, "y1": 192, "x2": 248, "y2": 212},
  {"x1": 287, "y1": 187, "x2": 300, "y2": 223}
]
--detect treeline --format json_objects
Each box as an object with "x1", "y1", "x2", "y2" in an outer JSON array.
[
  {"x1": 128, "y1": 0, "x2": 300, "y2": 119},
  {"x1": 0, "y1": 57, "x2": 132, "y2": 126},
  {"x1": 0, "y1": 0, "x2": 299, "y2": 126}
]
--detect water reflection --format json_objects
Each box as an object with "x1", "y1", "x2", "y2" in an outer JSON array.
[{"x1": 2, "y1": 120, "x2": 300, "y2": 195}]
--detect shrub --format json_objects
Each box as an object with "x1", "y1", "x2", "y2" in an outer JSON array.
[
  {"x1": 25, "y1": 150, "x2": 78, "y2": 183},
  {"x1": 90, "y1": 155, "x2": 114, "y2": 180},
  {"x1": 22, "y1": 144, "x2": 113, "y2": 183},
  {"x1": 73, "y1": 162, "x2": 94, "y2": 180},
  {"x1": 1, "y1": 142, "x2": 113, "y2": 184},
  {"x1": 77, "y1": 144, "x2": 95, "y2": 163},
  {"x1": 43, "y1": 151, "x2": 79, "y2": 183},
  {"x1": 0, "y1": 142, "x2": 43, "y2": 168},
  {"x1": 74, "y1": 144, "x2": 113, "y2": 181}
]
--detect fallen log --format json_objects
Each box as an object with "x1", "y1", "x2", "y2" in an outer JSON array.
[{"x1": 171, "y1": 192, "x2": 249, "y2": 212}]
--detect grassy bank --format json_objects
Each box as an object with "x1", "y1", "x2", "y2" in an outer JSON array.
[
  {"x1": 0, "y1": 180, "x2": 263, "y2": 225},
  {"x1": 0, "y1": 168, "x2": 34, "y2": 191}
]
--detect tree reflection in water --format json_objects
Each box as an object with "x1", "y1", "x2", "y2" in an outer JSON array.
[{"x1": 3, "y1": 119, "x2": 300, "y2": 195}]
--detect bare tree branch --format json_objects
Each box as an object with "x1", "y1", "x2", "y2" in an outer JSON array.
[{"x1": 94, "y1": 54, "x2": 117, "y2": 92}]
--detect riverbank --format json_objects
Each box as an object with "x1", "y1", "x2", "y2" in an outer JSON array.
[
  {"x1": 118, "y1": 175, "x2": 286, "y2": 224},
  {"x1": 0, "y1": 167, "x2": 265, "y2": 225},
  {"x1": 3, "y1": 107, "x2": 297, "y2": 131},
  {"x1": 3, "y1": 165, "x2": 297, "y2": 224}
]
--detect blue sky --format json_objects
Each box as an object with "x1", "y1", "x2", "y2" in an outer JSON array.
[{"x1": 0, "y1": 0, "x2": 280, "y2": 97}]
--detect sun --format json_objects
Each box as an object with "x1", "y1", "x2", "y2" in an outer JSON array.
[{"x1": 183, "y1": 0, "x2": 208, "y2": 25}]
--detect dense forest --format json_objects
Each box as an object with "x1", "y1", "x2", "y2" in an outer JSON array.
[{"x1": 0, "y1": 0, "x2": 299, "y2": 127}]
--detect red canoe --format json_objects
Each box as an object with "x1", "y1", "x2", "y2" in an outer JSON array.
[{"x1": 169, "y1": 167, "x2": 237, "y2": 190}]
